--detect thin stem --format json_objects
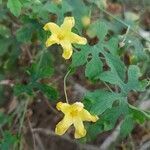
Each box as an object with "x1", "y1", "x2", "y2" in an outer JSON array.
[
  {"x1": 63, "y1": 69, "x2": 72, "y2": 103},
  {"x1": 100, "y1": 7, "x2": 129, "y2": 27},
  {"x1": 100, "y1": 8, "x2": 150, "y2": 42},
  {"x1": 27, "y1": 116, "x2": 36, "y2": 150},
  {"x1": 19, "y1": 99, "x2": 29, "y2": 150},
  {"x1": 122, "y1": 25, "x2": 130, "y2": 43},
  {"x1": 103, "y1": 81, "x2": 113, "y2": 93},
  {"x1": 19, "y1": 99, "x2": 29, "y2": 135}
]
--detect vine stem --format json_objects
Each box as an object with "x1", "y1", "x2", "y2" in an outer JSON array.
[
  {"x1": 122, "y1": 25, "x2": 130, "y2": 43},
  {"x1": 100, "y1": 7, "x2": 150, "y2": 42},
  {"x1": 103, "y1": 81, "x2": 113, "y2": 93},
  {"x1": 63, "y1": 69, "x2": 72, "y2": 103}
]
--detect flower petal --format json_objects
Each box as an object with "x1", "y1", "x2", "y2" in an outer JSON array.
[
  {"x1": 81, "y1": 109, "x2": 99, "y2": 122},
  {"x1": 43, "y1": 22, "x2": 60, "y2": 34},
  {"x1": 55, "y1": 115, "x2": 73, "y2": 135},
  {"x1": 71, "y1": 102, "x2": 84, "y2": 112},
  {"x1": 61, "y1": 17, "x2": 75, "y2": 31},
  {"x1": 74, "y1": 118, "x2": 86, "y2": 139},
  {"x1": 70, "y1": 33, "x2": 87, "y2": 45},
  {"x1": 60, "y1": 40, "x2": 73, "y2": 59},
  {"x1": 56, "y1": 102, "x2": 70, "y2": 113},
  {"x1": 45, "y1": 34, "x2": 59, "y2": 47}
]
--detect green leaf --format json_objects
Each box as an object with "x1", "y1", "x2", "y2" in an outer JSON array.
[
  {"x1": 87, "y1": 21, "x2": 108, "y2": 40},
  {"x1": 86, "y1": 121, "x2": 103, "y2": 141},
  {"x1": 98, "y1": 70, "x2": 122, "y2": 86},
  {"x1": 98, "y1": 21, "x2": 108, "y2": 42},
  {"x1": 28, "y1": 63, "x2": 53, "y2": 81},
  {"x1": 7, "y1": 0, "x2": 22, "y2": 17},
  {"x1": 72, "y1": 45, "x2": 103, "y2": 80},
  {"x1": 85, "y1": 55, "x2": 103, "y2": 79},
  {"x1": 126, "y1": 36, "x2": 147, "y2": 61},
  {"x1": 123, "y1": 65, "x2": 147, "y2": 93},
  {"x1": 89, "y1": 0, "x2": 107, "y2": 9},
  {"x1": 16, "y1": 25, "x2": 33, "y2": 43},
  {"x1": 14, "y1": 84, "x2": 33, "y2": 96},
  {"x1": 0, "y1": 131, "x2": 18, "y2": 150},
  {"x1": 98, "y1": 51, "x2": 126, "y2": 88},
  {"x1": 86, "y1": 103, "x2": 129, "y2": 141},
  {"x1": 103, "y1": 51, "x2": 126, "y2": 81},
  {"x1": 105, "y1": 37, "x2": 119, "y2": 55},
  {"x1": 129, "y1": 104, "x2": 150, "y2": 123},
  {"x1": 0, "y1": 25, "x2": 11, "y2": 38},
  {"x1": 43, "y1": 1, "x2": 59, "y2": 14},
  {"x1": 67, "y1": 0, "x2": 89, "y2": 31},
  {"x1": 43, "y1": 1, "x2": 72, "y2": 23},
  {"x1": 0, "y1": 112, "x2": 10, "y2": 128},
  {"x1": 72, "y1": 46, "x2": 89, "y2": 67},
  {"x1": 68, "y1": 0, "x2": 88, "y2": 18},
  {"x1": 84, "y1": 90, "x2": 124, "y2": 115},
  {"x1": 98, "y1": 53, "x2": 147, "y2": 95},
  {"x1": 120, "y1": 115, "x2": 134, "y2": 137},
  {"x1": 0, "y1": 38, "x2": 12, "y2": 56},
  {"x1": 102, "y1": 103, "x2": 129, "y2": 130},
  {"x1": 35, "y1": 83, "x2": 58, "y2": 101},
  {"x1": 28, "y1": 51, "x2": 54, "y2": 81}
]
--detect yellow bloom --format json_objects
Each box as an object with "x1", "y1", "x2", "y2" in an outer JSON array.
[
  {"x1": 55, "y1": 102, "x2": 99, "y2": 139},
  {"x1": 43, "y1": 17, "x2": 87, "y2": 59}
]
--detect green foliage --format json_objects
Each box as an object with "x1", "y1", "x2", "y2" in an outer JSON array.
[
  {"x1": 129, "y1": 104, "x2": 150, "y2": 123},
  {"x1": 84, "y1": 90, "x2": 124, "y2": 115},
  {"x1": 7, "y1": 0, "x2": 22, "y2": 17},
  {"x1": 86, "y1": 103, "x2": 129, "y2": 141},
  {"x1": 72, "y1": 11, "x2": 149, "y2": 141},
  {"x1": 0, "y1": 131, "x2": 18, "y2": 150},
  {"x1": 14, "y1": 50, "x2": 58, "y2": 101},
  {"x1": 0, "y1": 112, "x2": 11, "y2": 128},
  {"x1": 120, "y1": 116, "x2": 134, "y2": 138}
]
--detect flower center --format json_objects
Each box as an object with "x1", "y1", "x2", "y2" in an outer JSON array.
[
  {"x1": 57, "y1": 34, "x2": 64, "y2": 40},
  {"x1": 70, "y1": 110, "x2": 78, "y2": 117}
]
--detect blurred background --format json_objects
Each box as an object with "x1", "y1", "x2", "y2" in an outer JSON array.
[{"x1": 0, "y1": 0, "x2": 150, "y2": 150}]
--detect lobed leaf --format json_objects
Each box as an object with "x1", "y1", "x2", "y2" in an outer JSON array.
[{"x1": 84, "y1": 90, "x2": 125, "y2": 115}]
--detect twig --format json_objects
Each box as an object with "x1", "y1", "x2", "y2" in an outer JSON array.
[
  {"x1": 19, "y1": 99, "x2": 29, "y2": 135},
  {"x1": 0, "y1": 80, "x2": 14, "y2": 86},
  {"x1": 139, "y1": 141, "x2": 150, "y2": 150},
  {"x1": 129, "y1": 134, "x2": 135, "y2": 150},
  {"x1": 34, "y1": 133, "x2": 46, "y2": 150},
  {"x1": 32, "y1": 128, "x2": 70, "y2": 141},
  {"x1": 100, "y1": 121, "x2": 123, "y2": 150},
  {"x1": 27, "y1": 117, "x2": 36, "y2": 150},
  {"x1": 32, "y1": 128, "x2": 99, "y2": 150},
  {"x1": 21, "y1": 45, "x2": 33, "y2": 63}
]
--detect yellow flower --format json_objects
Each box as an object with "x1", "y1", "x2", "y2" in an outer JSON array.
[
  {"x1": 55, "y1": 102, "x2": 99, "y2": 139},
  {"x1": 43, "y1": 17, "x2": 87, "y2": 59}
]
